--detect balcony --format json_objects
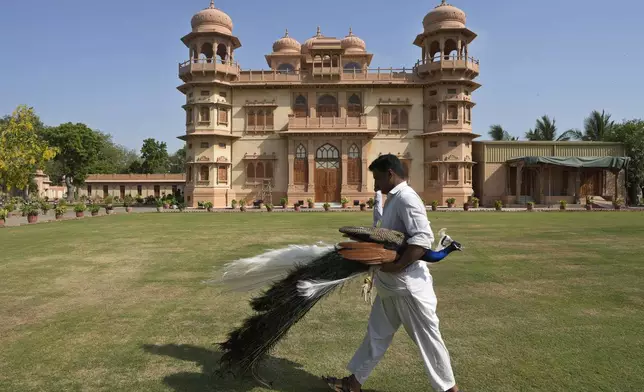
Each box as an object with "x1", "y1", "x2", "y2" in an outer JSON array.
[
  {"x1": 415, "y1": 55, "x2": 479, "y2": 75},
  {"x1": 287, "y1": 116, "x2": 367, "y2": 130},
  {"x1": 179, "y1": 59, "x2": 241, "y2": 77},
  {"x1": 236, "y1": 68, "x2": 419, "y2": 85}
]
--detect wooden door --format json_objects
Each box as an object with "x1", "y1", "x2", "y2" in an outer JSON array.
[
  {"x1": 120, "y1": 186, "x2": 125, "y2": 200},
  {"x1": 581, "y1": 171, "x2": 601, "y2": 197},
  {"x1": 315, "y1": 168, "x2": 341, "y2": 202}
]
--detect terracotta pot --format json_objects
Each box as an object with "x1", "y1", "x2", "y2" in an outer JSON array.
[
  {"x1": 125, "y1": 207, "x2": 133, "y2": 213},
  {"x1": 207, "y1": 207, "x2": 213, "y2": 212},
  {"x1": 308, "y1": 203, "x2": 314, "y2": 209},
  {"x1": 360, "y1": 205, "x2": 366, "y2": 211},
  {"x1": 527, "y1": 205, "x2": 534, "y2": 211},
  {"x1": 91, "y1": 211, "x2": 99, "y2": 216},
  {"x1": 585, "y1": 205, "x2": 593, "y2": 211},
  {"x1": 240, "y1": 206, "x2": 246, "y2": 212},
  {"x1": 447, "y1": 203, "x2": 454, "y2": 208},
  {"x1": 76, "y1": 212, "x2": 84, "y2": 218},
  {"x1": 0, "y1": 219, "x2": 5, "y2": 227},
  {"x1": 495, "y1": 206, "x2": 502, "y2": 211},
  {"x1": 560, "y1": 205, "x2": 566, "y2": 210},
  {"x1": 324, "y1": 206, "x2": 330, "y2": 212},
  {"x1": 294, "y1": 205, "x2": 301, "y2": 211},
  {"x1": 431, "y1": 205, "x2": 437, "y2": 211},
  {"x1": 342, "y1": 203, "x2": 348, "y2": 208},
  {"x1": 55, "y1": 214, "x2": 63, "y2": 220},
  {"x1": 463, "y1": 204, "x2": 470, "y2": 211},
  {"x1": 266, "y1": 206, "x2": 273, "y2": 212},
  {"x1": 27, "y1": 215, "x2": 38, "y2": 224}
]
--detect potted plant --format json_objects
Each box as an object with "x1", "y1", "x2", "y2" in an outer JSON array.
[
  {"x1": 178, "y1": 202, "x2": 186, "y2": 212},
  {"x1": 494, "y1": 200, "x2": 503, "y2": 211},
  {"x1": 40, "y1": 201, "x2": 51, "y2": 216},
  {"x1": 341, "y1": 197, "x2": 349, "y2": 208},
  {"x1": 463, "y1": 202, "x2": 470, "y2": 211},
  {"x1": 258, "y1": 200, "x2": 264, "y2": 210},
  {"x1": 280, "y1": 197, "x2": 288, "y2": 208},
  {"x1": 360, "y1": 203, "x2": 367, "y2": 211},
  {"x1": 265, "y1": 203, "x2": 273, "y2": 212},
  {"x1": 323, "y1": 202, "x2": 331, "y2": 212},
  {"x1": 103, "y1": 195, "x2": 114, "y2": 214},
  {"x1": 204, "y1": 201, "x2": 213, "y2": 212},
  {"x1": 123, "y1": 195, "x2": 135, "y2": 213},
  {"x1": 471, "y1": 197, "x2": 480, "y2": 209},
  {"x1": 559, "y1": 200, "x2": 567, "y2": 211},
  {"x1": 366, "y1": 198, "x2": 375, "y2": 209},
  {"x1": 0, "y1": 209, "x2": 7, "y2": 227},
  {"x1": 21, "y1": 202, "x2": 39, "y2": 224},
  {"x1": 446, "y1": 198, "x2": 456, "y2": 208},
  {"x1": 527, "y1": 201, "x2": 535, "y2": 211},
  {"x1": 155, "y1": 199, "x2": 163, "y2": 212},
  {"x1": 307, "y1": 198, "x2": 314, "y2": 209},
  {"x1": 55, "y1": 205, "x2": 67, "y2": 220},
  {"x1": 431, "y1": 200, "x2": 438, "y2": 211},
  {"x1": 231, "y1": 199, "x2": 237, "y2": 209},
  {"x1": 197, "y1": 201, "x2": 204, "y2": 209},
  {"x1": 6, "y1": 203, "x2": 16, "y2": 218},
  {"x1": 585, "y1": 196, "x2": 594, "y2": 211},
  {"x1": 613, "y1": 197, "x2": 624, "y2": 210},
  {"x1": 239, "y1": 199, "x2": 247, "y2": 212},
  {"x1": 90, "y1": 204, "x2": 101, "y2": 216},
  {"x1": 74, "y1": 202, "x2": 87, "y2": 218},
  {"x1": 294, "y1": 203, "x2": 301, "y2": 212}
]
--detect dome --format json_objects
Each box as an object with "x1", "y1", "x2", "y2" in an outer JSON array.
[
  {"x1": 273, "y1": 29, "x2": 301, "y2": 53},
  {"x1": 341, "y1": 28, "x2": 366, "y2": 53},
  {"x1": 423, "y1": 0, "x2": 466, "y2": 33},
  {"x1": 302, "y1": 26, "x2": 324, "y2": 54},
  {"x1": 191, "y1": 0, "x2": 233, "y2": 35}
]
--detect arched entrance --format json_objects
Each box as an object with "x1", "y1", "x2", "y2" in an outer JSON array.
[{"x1": 315, "y1": 143, "x2": 341, "y2": 202}]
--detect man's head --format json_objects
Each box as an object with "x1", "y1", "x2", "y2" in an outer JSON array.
[{"x1": 369, "y1": 154, "x2": 406, "y2": 194}]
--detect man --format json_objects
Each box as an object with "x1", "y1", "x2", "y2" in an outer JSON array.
[
  {"x1": 324, "y1": 154, "x2": 460, "y2": 392},
  {"x1": 373, "y1": 185, "x2": 383, "y2": 228}
]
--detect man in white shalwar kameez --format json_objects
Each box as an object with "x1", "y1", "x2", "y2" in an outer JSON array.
[
  {"x1": 373, "y1": 186, "x2": 383, "y2": 228},
  {"x1": 324, "y1": 154, "x2": 460, "y2": 392}
]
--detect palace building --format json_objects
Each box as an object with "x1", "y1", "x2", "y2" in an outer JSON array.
[{"x1": 75, "y1": 1, "x2": 629, "y2": 208}]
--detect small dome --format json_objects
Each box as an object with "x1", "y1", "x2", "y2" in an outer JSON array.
[
  {"x1": 273, "y1": 29, "x2": 301, "y2": 53},
  {"x1": 341, "y1": 28, "x2": 366, "y2": 53},
  {"x1": 302, "y1": 26, "x2": 324, "y2": 54},
  {"x1": 423, "y1": 0, "x2": 466, "y2": 33},
  {"x1": 191, "y1": 0, "x2": 233, "y2": 35}
]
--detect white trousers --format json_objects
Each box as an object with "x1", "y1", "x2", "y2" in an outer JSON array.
[{"x1": 346, "y1": 293, "x2": 456, "y2": 391}]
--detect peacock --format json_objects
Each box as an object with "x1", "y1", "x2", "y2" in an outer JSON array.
[{"x1": 215, "y1": 226, "x2": 462, "y2": 388}]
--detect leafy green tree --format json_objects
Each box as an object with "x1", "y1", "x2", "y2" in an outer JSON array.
[
  {"x1": 559, "y1": 110, "x2": 615, "y2": 141},
  {"x1": 40, "y1": 122, "x2": 105, "y2": 200},
  {"x1": 606, "y1": 119, "x2": 644, "y2": 204},
  {"x1": 0, "y1": 105, "x2": 57, "y2": 197},
  {"x1": 89, "y1": 132, "x2": 139, "y2": 174},
  {"x1": 169, "y1": 145, "x2": 186, "y2": 174},
  {"x1": 488, "y1": 124, "x2": 518, "y2": 141},
  {"x1": 140, "y1": 138, "x2": 170, "y2": 174}
]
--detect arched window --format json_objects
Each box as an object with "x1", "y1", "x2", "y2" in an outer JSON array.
[
  {"x1": 400, "y1": 109, "x2": 409, "y2": 128},
  {"x1": 246, "y1": 162, "x2": 255, "y2": 181},
  {"x1": 344, "y1": 62, "x2": 362, "y2": 74},
  {"x1": 317, "y1": 94, "x2": 338, "y2": 117},
  {"x1": 216, "y1": 43, "x2": 228, "y2": 63},
  {"x1": 247, "y1": 110, "x2": 256, "y2": 127},
  {"x1": 278, "y1": 63, "x2": 295, "y2": 73},
  {"x1": 322, "y1": 54, "x2": 332, "y2": 67},
  {"x1": 444, "y1": 39, "x2": 458, "y2": 60},
  {"x1": 381, "y1": 109, "x2": 391, "y2": 127},
  {"x1": 256, "y1": 162, "x2": 265, "y2": 179},
  {"x1": 294, "y1": 94, "x2": 308, "y2": 118},
  {"x1": 391, "y1": 109, "x2": 400, "y2": 128},
  {"x1": 200, "y1": 43, "x2": 214, "y2": 61},
  {"x1": 294, "y1": 144, "x2": 307, "y2": 184},
  {"x1": 199, "y1": 106, "x2": 210, "y2": 123},
  {"x1": 200, "y1": 165, "x2": 210, "y2": 181},
  {"x1": 347, "y1": 144, "x2": 361, "y2": 185},
  {"x1": 316, "y1": 143, "x2": 340, "y2": 160},
  {"x1": 347, "y1": 94, "x2": 362, "y2": 117},
  {"x1": 429, "y1": 41, "x2": 440, "y2": 62},
  {"x1": 257, "y1": 110, "x2": 265, "y2": 127}
]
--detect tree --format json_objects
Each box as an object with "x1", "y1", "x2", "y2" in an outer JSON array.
[
  {"x1": 89, "y1": 132, "x2": 139, "y2": 174},
  {"x1": 525, "y1": 115, "x2": 570, "y2": 141},
  {"x1": 140, "y1": 138, "x2": 170, "y2": 174},
  {"x1": 559, "y1": 110, "x2": 615, "y2": 141},
  {"x1": 0, "y1": 105, "x2": 57, "y2": 196},
  {"x1": 606, "y1": 119, "x2": 644, "y2": 205},
  {"x1": 40, "y1": 122, "x2": 105, "y2": 200},
  {"x1": 488, "y1": 124, "x2": 518, "y2": 141},
  {"x1": 169, "y1": 145, "x2": 187, "y2": 174}
]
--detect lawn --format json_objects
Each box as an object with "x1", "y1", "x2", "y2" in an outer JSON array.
[{"x1": 1, "y1": 211, "x2": 643, "y2": 392}]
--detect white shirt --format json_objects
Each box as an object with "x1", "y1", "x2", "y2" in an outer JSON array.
[
  {"x1": 374, "y1": 181, "x2": 435, "y2": 297},
  {"x1": 373, "y1": 190, "x2": 383, "y2": 226}
]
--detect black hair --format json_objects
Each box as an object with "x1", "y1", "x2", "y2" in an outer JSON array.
[{"x1": 368, "y1": 154, "x2": 406, "y2": 178}]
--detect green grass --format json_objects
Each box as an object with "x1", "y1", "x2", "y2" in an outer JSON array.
[{"x1": 1, "y1": 211, "x2": 644, "y2": 392}]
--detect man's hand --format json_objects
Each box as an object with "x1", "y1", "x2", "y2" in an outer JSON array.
[{"x1": 379, "y1": 244, "x2": 427, "y2": 274}]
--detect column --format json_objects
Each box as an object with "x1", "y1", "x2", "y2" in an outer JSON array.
[
  {"x1": 287, "y1": 140, "x2": 295, "y2": 190},
  {"x1": 307, "y1": 139, "x2": 315, "y2": 192},
  {"x1": 515, "y1": 163, "x2": 523, "y2": 201},
  {"x1": 457, "y1": 40, "x2": 462, "y2": 59},
  {"x1": 439, "y1": 38, "x2": 445, "y2": 62},
  {"x1": 308, "y1": 91, "x2": 316, "y2": 118},
  {"x1": 338, "y1": 91, "x2": 347, "y2": 118},
  {"x1": 537, "y1": 166, "x2": 545, "y2": 204},
  {"x1": 614, "y1": 169, "x2": 619, "y2": 200},
  {"x1": 361, "y1": 139, "x2": 369, "y2": 192},
  {"x1": 341, "y1": 139, "x2": 349, "y2": 188}
]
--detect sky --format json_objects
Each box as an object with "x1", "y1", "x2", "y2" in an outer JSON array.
[{"x1": 0, "y1": 0, "x2": 642, "y2": 153}]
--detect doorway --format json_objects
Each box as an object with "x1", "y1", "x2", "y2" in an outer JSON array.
[{"x1": 314, "y1": 143, "x2": 341, "y2": 202}]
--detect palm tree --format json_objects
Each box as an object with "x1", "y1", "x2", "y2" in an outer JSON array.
[
  {"x1": 525, "y1": 115, "x2": 569, "y2": 141},
  {"x1": 559, "y1": 110, "x2": 615, "y2": 141},
  {"x1": 488, "y1": 124, "x2": 518, "y2": 141}
]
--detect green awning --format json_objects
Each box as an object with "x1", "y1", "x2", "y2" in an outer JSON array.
[{"x1": 506, "y1": 156, "x2": 630, "y2": 170}]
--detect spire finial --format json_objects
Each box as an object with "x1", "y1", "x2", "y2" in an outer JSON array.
[
  {"x1": 284, "y1": 28, "x2": 289, "y2": 37},
  {"x1": 348, "y1": 27, "x2": 353, "y2": 36},
  {"x1": 209, "y1": 0, "x2": 215, "y2": 8},
  {"x1": 316, "y1": 26, "x2": 321, "y2": 36},
  {"x1": 441, "y1": 0, "x2": 446, "y2": 4}
]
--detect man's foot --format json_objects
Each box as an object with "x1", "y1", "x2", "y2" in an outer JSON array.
[{"x1": 321, "y1": 375, "x2": 362, "y2": 392}]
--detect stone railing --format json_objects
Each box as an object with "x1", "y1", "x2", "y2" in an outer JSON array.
[{"x1": 288, "y1": 115, "x2": 367, "y2": 129}]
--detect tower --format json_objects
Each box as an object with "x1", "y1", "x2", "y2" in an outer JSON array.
[
  {"x1": 415, "y1": 0, "x2": 481, "y2": 206},
  {"x1": 178, "y1": 1, "x2": 242, "y2": 207}
]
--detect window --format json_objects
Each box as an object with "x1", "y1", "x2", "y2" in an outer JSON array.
[
  {"x1": 465, "y1": 106, "x2": 472, "y2": 123},
  {"x1": 293, "y1": 94, "x2": 308, "y2": 118},
  {"x1": 448, "y1": 105, "x2": 458, "y2": 120},
  {"x1": 447, "y1": 88, "x2": 457, "y2": 94},
  {"x1": 200, "y1": 166, "x2": 209, "y2": 181},
  {"x1": 199, "y1": 107, "x2": 210, "y2": 123},
  {"x1": 246, "y1": 161, "x2": 275, "y2": 183},
  {"x1": 87, "y1": 185, "x2": 92, "y2": 195},
  {"x1": 430, "y1": 106, "x2": 438, "y2": 122},
  {"x1": 430, "y1": 166, "x2": 439, "y2": 181},
  {"x1": 200, "y1": 142, "x2": 209, "y2": 148},
  {"x1": 172, "y1": 185, "x2": 178, "y2": 196},
  {"x1": 430, "y1": 141, "x2": 439, "y2": 148},
  {"x1": 344, "y1": 62, "x2": 362, "y2": 74},
  {"x1": 278, "y1": 63, "x2": 295, "y2": 73},
  {"x1": 201, "y1": 90, "x2": 210, "y2": 96},
  {"x1": 218, "y1": 165, "x2": 228, "y2": 183},
  {"x1": 218, "y1": 143, "x2": 226, "y2": 148},
  {"x1": 294, "y1": 144, "x2": 308, "y2": 184},
  {"x1": 154, "y1": 185, "x2": 160, "y2": 198},
  {"x1": 466, "y1": 166, "x2": 472, "y2": 183},
  {"x1": 187, "y1": 167, "x2": 192, "y2": 182},
  {"x1": 103, "y1": 185, "x2": 108, "y2": 198},
  {"x1": 429, "y1": 90, "x2": 437, "y2": 96},
  {"x1": 347, "y1": 94, "x2": 362, "y2": 117},
  {"x1": 448, "y1": 141, "x2": 458, "y2": 147},
  {"x1": 137, "y1": 185, "x2": 142, "y2": 196},
  {"x1": 219, "y1": 92, "x2": 227, "y2": 98},
  {"x1": 347, "y1": 144, "x2": 361, "y2": 184},
  {"x1": 381, "y1": 109, "x2": 390, "y2": 126},
  {"x1": 381, "y1": 108, "x2": 409, "y2": 129},
  {"x1": 247, "y1": 109, "x2": 274, "y2": 129},
  {"x1": 247, "y1": 110, "x2": 255, "y2": 126},
  {"x1": 448, "y1": 164, "x2": 459, "y2": 181},
  {"x1": 218, "y1": 108, "x2": 228, "y2": 124},
  {"x1": 186, "y1": 108, "x2": 193, "y2": 124},
  {"x1": 317, "y1": 94, "x2": 338, "y2": 117}
]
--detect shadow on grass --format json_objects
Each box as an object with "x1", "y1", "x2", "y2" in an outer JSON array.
[{"x1": 143, "y1": 343, "x2": 378, "y2": 392}]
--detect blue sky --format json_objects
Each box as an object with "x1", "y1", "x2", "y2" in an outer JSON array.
[{"x1": 0, "y1": 0, "x2": 642, "y2": 153}]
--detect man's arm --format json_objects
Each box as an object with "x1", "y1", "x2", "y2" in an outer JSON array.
[{"x1": 380, "y1": 194, "x2": 434, "y2": 273}]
